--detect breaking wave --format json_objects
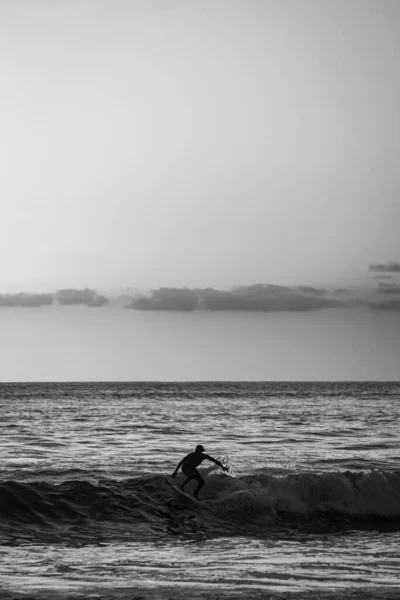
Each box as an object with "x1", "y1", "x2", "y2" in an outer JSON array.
[{"x1": 1, "y1": 469, "x2": 400, "y2": 544}]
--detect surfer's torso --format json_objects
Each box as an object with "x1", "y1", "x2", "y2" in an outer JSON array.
[{"x1": 183, "y1": 451, "x2": 209, "y2": 469}]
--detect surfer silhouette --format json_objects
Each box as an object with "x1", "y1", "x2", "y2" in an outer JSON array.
[{"x1": 171, "y1": 444, "x2": 228, "y2": 497}]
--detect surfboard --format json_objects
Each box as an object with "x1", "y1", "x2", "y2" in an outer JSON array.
[{"x1": 165, "y1": 479, "x2": 204, "y2": 505}]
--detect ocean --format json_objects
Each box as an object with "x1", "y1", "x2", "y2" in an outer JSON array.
[{"x1": 1, "y1": 381, "x2": 400, "y2": 600}]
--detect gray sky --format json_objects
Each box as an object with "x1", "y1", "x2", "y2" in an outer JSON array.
[
  {"x1": 1, "y1": 307, "x2": 399, "y2": 380},
  {"x1": 1, "y1": 0, "x2": 400, "y2": 292}
]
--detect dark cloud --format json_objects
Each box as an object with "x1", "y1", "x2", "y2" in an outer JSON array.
[
  {"x1": 373, "y1": 274, "x2": 393, "y2": 281},
  {"x1": 130, "y1": 285, "x2": 342, "y2": 313},
  {"x1": 294, "y1": 286, "x2": 327, "y2": 296},
  {"x1": 2, "y1": 279, "x2": 400, "y2": 313},
  {"x1": 0, "y1": 293, "x2": 54, "y2": 307},
  {"x1": 363, "y1": 298, "x2": 400, "y2": 311},
  {"x1": 234, "y1": 283, "x2": 292, "y2": 295},
  {"x1": 369, "y1": 261, "x2": 400, "y2": 273},
  {"x1": 55, "y1": 288, "x2": 109, "y2": 307},
  {"x1": 200, "y1": 287, "x2": 340, "y2": 312},
  {"x1": 376, "y1": 283, "x2": 400, "y2": 295}
]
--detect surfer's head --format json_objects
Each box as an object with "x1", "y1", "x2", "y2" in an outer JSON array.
[{"x1": 195, "y1": 444, "x2": 205, "y2": 453}]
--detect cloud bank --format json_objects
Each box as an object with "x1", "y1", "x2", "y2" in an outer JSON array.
[
  {"x1": 55, "y1": 289, "x2": 109, "y2": 307},
  {"x1": 361, "y1": 299, "x2": 400, "y2": 311},
  {"x1": 0, "y1": 293, "x2": 53, "y2": 307},
  {"x1": 0, "y1": 285, "x2": 398, "y2": 312},
  {"x1": 1, "y1": 261, "x2": 400, "y2": 312},
  {"x1": 369, "y1": 262, "x2": 400, "y2": 273},
  {"x1": 0, "y1": 289, "x2": 108, "y2": 307},
  {"x1": 376, "y1": 283, "x2": 400, "y2": 295},
  {"x1": 373, "y1": 274, "x2": 393, "y2": 281},
  {"x1": 129, "y1": 285, "x2": 342, "y2": 313}
]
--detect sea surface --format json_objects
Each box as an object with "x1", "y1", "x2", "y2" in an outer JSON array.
[{"x1": 1, "y1": 381, "x2": 400, "y2": 599}]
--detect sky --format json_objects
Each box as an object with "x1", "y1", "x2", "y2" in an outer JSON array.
[
  {"x1": 1, "y1": 1, "x2": 399, "y2": 381},
  {"x1": 1, "y1": 307, "x2": 399, "y2": 381},
  {"x1": 1, "y1": 0, "x2": 400, "y2": 292}
]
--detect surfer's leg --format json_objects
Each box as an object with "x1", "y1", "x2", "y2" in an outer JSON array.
[
  {"x1": 180, "y1": 464, "x2": 194, "y2": 491},
  {"x1": 193, "y1": 472, "x2": 204, "y2": 497},
  {"x1": 180, "y1": 476, "x2": 192, "y2": 491}
]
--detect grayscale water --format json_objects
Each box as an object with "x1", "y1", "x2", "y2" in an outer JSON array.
[{"x1": 1, "y1": 382, "x2": 400, "y2": 599}]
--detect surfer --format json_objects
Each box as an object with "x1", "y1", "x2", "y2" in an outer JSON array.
[{"x1": 171, "y1": 444, "x2": 228, "y2": 497}]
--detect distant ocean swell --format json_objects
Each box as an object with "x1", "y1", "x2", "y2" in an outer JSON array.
[{"x1": 1, "y1": 469, "x2": 400, "y2": 543}]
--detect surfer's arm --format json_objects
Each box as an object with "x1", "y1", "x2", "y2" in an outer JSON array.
[
  {"x1": 171, "y1": 457, "x2": 185, "y2": 478},
  {"x1": 205, "y1": 454, "x2": 228, "y2": 472}
]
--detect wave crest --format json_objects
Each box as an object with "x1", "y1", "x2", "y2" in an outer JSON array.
[{"x1": 1, "y1": 469, "x2": 399, "y2": 543}]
